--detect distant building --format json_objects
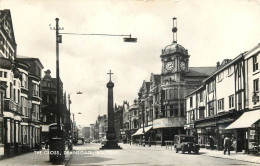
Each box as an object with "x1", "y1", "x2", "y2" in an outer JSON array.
[
  {"x1": 114, "y1": 103, "x2": 123, "y2": 141},
  {"x1": 82, "y1": 127, "x2": 90, "y2": 140}
]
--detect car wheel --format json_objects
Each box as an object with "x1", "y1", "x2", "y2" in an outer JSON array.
[
  {"x1": 188, "y1": 150, "x2": 191, "y2": 154},
  {"x1": 175, "y1": 148, "x2": 178, "y2": 153},
  {"x1": 194, "y1": 150, "x2": 199, "y2": 154}
]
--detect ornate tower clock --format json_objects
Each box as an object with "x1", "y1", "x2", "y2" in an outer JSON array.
[{"x1": 160, "y1": 18, "x2": 189, "y2": 84}]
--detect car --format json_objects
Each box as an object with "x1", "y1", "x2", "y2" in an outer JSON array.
[
  {"x1": 174, "y1": 135, "x2": 200, "y2": 154},
  {"x1": 77, "y1": 138, "x2": 85, "y2": 145}
]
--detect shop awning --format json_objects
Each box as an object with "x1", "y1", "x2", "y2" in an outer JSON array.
[
  {"x1": 133, "y1": 126, "x2": 152, "y2": 136},
  {"x1": 225, "y1": 110, "x2": 260, "y2": 130}
]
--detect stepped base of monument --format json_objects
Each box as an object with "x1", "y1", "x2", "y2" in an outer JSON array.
[{"x1": 100, "y1": 140, "x2": 122, "y2": 150}]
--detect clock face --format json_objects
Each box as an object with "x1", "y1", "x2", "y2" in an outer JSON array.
[
  {"x1": 180, "y1": 62, "x2": 186, "y2": 71},
  {"x1": 166, "y1": 62, "x2": 174, "y2": 71}
]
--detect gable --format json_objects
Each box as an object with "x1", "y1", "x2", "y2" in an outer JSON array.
[{"x1": 0, "y1": 10, "x2": 16, "y2": 46}]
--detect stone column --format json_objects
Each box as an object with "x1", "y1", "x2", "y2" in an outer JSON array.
[{"x1": 100, "y1": 70, "x2": 121, "y2": 149}]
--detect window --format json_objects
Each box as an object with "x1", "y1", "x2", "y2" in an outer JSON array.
[
  {"x1": 217, "y1": 72, "x2": 224, "y2": 82},
  {"x1": 253, "y1": 55, "x2": 258, "y2": 72},
  {"x1": 218, "y1": 98, "x2": 224, "y2": 111},
  {"x1": 199, "y1": 108, "x2": 204, "y2": 119},
  {"x1": 208, "y1": 81, "x2": 215, "y2": 93},
  {"x1": 200, "y1": 92, "x2": 203, "y2": 101},
  {"x1": 227, "y1": 66, "x2": 233, "y2": 76},
  {"x1": 0, "y1": 71, "x2": 2, "y2": 77},
  {"x1": 208, "y1": 101, "x2": 214, "y2": 116},
  {"x1": 33, "y1": 84, "x2": 39, "y2": 97},
  {"x1": 190, "y1": 97, "x2": 193, "y2": 108},
  {"x1": 4, "y1": 72, "x2": 7, "y2": 78},
  {"x1": 254, "y1": 79, "x2": 259, "y2": 93},
  {"x1": 229, "y1": 95, "x2": 234, "y2": 108},
  {"x1": 21, "y1": 73, "x2": 28, "y2": 89},
  {"x1": 237, "y1": 92, "x2": 242, "y2": 111}
]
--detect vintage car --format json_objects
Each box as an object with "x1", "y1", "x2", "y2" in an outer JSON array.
[{"x1": 174, "y1": 135, "x2": 200, "y2": 154}]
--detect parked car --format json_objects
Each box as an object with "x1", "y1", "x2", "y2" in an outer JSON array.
[
  {"x1": 174, "y1": 135, "x2": 200, "y2": 154},
  {"x1": 77, "y1": 138, "x2": 84, "y2": 145}
]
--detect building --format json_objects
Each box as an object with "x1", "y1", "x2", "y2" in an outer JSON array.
[
  {"x1": 225, "y1": 43, "x2": 260, "y2": 154},
  {"x1": 114, "y1": 103, "x2": 123, "y2": 141},
  {"x1": 89, "y1": 124, "x2": 95, "y2": 141},
  {"x1": 186, "y1": 55, "x2": 245, "y2": 151},
  {"x1": 41, "y1": 69, "x2": 66, "y2": 142},
  {"x1": 132, "y1": 18, "x2": 217, "y2": 145},
  {"x1": 82, "y1": 127, "x2": 90, "y2": 141},
  {"x1": 0, "y1": 9, "x2": 22, "y2": 156},
  {"x1": 16, "y1": 56, "x2": 44, "y2": 150}
]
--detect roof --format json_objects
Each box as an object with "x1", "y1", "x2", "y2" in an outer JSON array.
[
  {"x1": 161, "y1": 43, "x2": 188, "y2": 56},
  {"x1": 16, "y1": 55, "x2": 44, "y2": 69},
  {"x1": 186, "y1": 67, "x2": 217, "y2": 77}
]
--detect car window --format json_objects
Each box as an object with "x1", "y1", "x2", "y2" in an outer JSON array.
[{"x1": 180, "y1": 136, "x2": 194, "y2": 142}]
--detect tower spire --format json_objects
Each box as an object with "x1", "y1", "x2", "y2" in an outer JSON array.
[{"x1": 172, "y1": 17, "x2": 177, "y2": 43}]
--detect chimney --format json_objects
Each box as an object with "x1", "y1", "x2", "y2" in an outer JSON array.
[{"x1": 216, "y1": 61, "x2": 220, "y2": 68}]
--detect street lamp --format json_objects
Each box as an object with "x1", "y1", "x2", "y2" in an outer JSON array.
[{"x1": 50, "y1": 18, "x2": 137, "y2": 163}]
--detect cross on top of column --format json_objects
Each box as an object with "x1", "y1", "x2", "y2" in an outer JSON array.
[{"x1": 107, "y1": 70, "x2": 114, "y2": 81}]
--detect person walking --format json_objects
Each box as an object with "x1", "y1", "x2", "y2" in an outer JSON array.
[
  {"x1": 224, "y1": 135, "x2": 231, "y2": 155},
  {"x1": 209, "y1": 135, "x2": 214, "y2": 150}
]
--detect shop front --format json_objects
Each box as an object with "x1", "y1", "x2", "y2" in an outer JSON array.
[{"x1": 225, "y1": 110, "x2": 260, "y2": 154}]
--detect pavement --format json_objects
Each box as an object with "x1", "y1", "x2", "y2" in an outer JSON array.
[
  {"x1": 151, "y1": 143, "x2": 260, "y2": 165},
  {"x1": 0, "y1": 147, "x2": 73, "y2": 166},
  {"x1": 0, "y1": 143, "x2": 259, "y2": 165}
]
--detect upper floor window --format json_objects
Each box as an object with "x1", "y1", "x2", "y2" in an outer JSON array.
[
  {"x1": 33, "y1": 84, "x2": 39, "y2": 97},
  {"x1": 217, "y1": 72, "x2": 224, "y2": 82},
  {"x1": 229, "y1": 95, "x2": 234, "y2": 109},
  {"x1": 21, "y1": 73, "x2": 28, "y2": 89},
  {"x1": 208, "y1": 101, "x2": 214, "y2": 116},
  {"x1": 190, "y1": 97, "x2": 193, "y2": 108},
  {"x1": 208, "y1": 81, "x2": 215, "y2": 93},
  {"x1": 199, "y1": 91, "x2": 204, "y2": 101},
  {"x1": 227, "y1": 66, "x2": 233, "y2": 76},
  {"x1": 253, "y1": 55, "x2": 258, "y2": 72},
  {"x1": 218, "y1": 98, "x2": 224, "y2": 111},
  {"x1": 254, "y1": 79, "x2": 259, "y2": 93}
]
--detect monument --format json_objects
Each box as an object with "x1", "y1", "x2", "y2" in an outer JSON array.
[{"x1": 100, "y1": 70, "x2": 122, "y2": 149}]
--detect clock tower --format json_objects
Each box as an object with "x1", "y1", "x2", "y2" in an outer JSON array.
[{"x1": 160, "y1": 18, "x2": 189, "y2": 84}]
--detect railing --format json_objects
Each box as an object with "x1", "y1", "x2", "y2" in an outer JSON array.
[
  {"x1": 132, "y1": 140, "x2": 162, "y2": 147},
  {"x1": 165, "y1": 141, "x2": 174, "y2": 150}
]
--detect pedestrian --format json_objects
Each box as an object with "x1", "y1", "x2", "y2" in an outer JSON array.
[
  {"x1": 223, "y1": 135, "x2": 231, "y2": 155},
  {"x1": 209, "y1": 135, "x2": 214, "y2": 150},
  {"x1": 220, "y1": 135, "x2": 225, "y2": 150},
  {"x1": 45, "y1": 139, "x2": 49, "y2": 150},
  {"x1": 148, "y1": 137, "x2": 151, "y2": 147}
]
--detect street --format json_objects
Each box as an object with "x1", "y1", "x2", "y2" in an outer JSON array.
[{"x1": 67, "y1": 143, "x2": 258, "y2": 166}]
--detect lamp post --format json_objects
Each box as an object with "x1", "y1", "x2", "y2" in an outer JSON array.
[{"x1": 49, "y1": 18, "x2": 137, "y2": 161}]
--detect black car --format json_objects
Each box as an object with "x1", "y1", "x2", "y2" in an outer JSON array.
[{"x1": 174, "y1": 135, "x2": 200, "y2": 154}]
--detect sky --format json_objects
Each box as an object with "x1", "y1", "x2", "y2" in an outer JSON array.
[{"x1": 1, "y1": 0, "x2": 260, "y2": 126}]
